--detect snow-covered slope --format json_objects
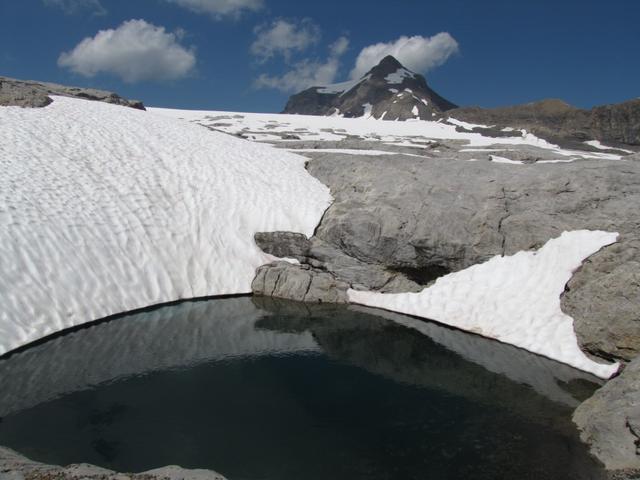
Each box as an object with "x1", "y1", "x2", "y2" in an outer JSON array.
[
  {"x1": 0, "y1": 96, "x2": 331, "y2": 356},
  {"x1": 349, "y1": 231, "x2": 620, "y2": 379}
]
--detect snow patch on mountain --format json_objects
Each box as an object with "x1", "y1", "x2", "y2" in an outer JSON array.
[{"x1": 385, "y1": 68, "x2": 416, "y2": 84}]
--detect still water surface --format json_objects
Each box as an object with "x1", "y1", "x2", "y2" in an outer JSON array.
[{"x1": 0, "y1": 297, "x2": 606, "y2": 479}]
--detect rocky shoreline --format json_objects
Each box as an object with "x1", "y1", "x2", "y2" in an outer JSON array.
[{"x1": 0, "y1": 446, "x2": 227, "y2": 480}]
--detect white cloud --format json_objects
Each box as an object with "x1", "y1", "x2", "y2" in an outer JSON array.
[
  {"x1": 329, "y1": 36, "x2": 349, "y2": 57},
  {"x1": 58, "y1": 19, "x2": 196, "y2": 83},
  {"x1": 254, "y1": 36, "x2": 349, "y2": 93},
  {"x1": 165, "y1": 0, "x2": 263, "y2": 19},
  {"x1": 43, "y1": 0, "x2": 106, "y2": 15},
  {"x1": 251, "y1": 19, "x2": 321, "y2": 62},
  {"x1": 349, "y1": 33, "x2": 459, "y2": 79}
]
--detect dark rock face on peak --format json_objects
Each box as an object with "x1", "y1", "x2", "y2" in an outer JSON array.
[
  {"x1": 447, "y1": 98, "x2": 640, "y2": 146},
  {"x1": 282, "y1": 55, "x2": 457, "y2": 120},
  {"x1": 0, "y1": 76, "x2": 145, "y2": 110}
]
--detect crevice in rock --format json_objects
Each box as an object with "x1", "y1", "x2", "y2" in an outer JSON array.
[
  {"x1": 302, "y1": 274, "x2": 314, "y2": 301},
  {"x1": 387, "y1": 264, "x2": 451, "y2": 286},
  {"x1": 271, "y1": 269, "x2": 284, "y2": 297},
  {"x1": 497, "y1": 187, "x2": 511, "y2": 256}
]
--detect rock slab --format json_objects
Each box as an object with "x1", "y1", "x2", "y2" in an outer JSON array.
[{"x1": 0, "y1": 76, "x2": 145, "y2": 110}]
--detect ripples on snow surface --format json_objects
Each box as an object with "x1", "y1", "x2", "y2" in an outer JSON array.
[{"x1": 0, "y1": 298, "x2": 606, "y2": 480}]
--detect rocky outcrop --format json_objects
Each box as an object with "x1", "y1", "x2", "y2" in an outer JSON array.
[
  {"x1": 563, "y1": 240, "x2": 640, "y2": 363},
  {"x1": 573, "y1": 357, "x2": 640, "y2": 478},
  {"x1": 251, "y1": 147, "x2": 640, "y2": 478},
  {"x1": 0, "y1": 76, "x2": 145, "y2": 110},
  {"x1": 252, "y1": 261, "x2": 349, "y2": 303},
  {"x1": 253, "y1": 150, "x2": 640, "y2": 365},
  {"x1": 448, "y1": 98, "x2": 640, "y2": 146},
  {"x1": 282, "y1": 55, "x2": 456, "y2": 120},
  {"x1": 0, "y1": 446, "x2": 227, "y2": 480}
]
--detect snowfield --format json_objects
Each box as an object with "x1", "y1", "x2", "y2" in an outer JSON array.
[
  {"x1": 0, "y1": 96, "x2": 331, "y2": 356},
  {"x1": 349, "y1": 231, "x2": 620, "y2": 379},
  {"x1": 0, "y1": 99, "x2": 624, "y2": 379},
  {"x1": 151, "y1": 107, "x2": 624, "y2": 161}
]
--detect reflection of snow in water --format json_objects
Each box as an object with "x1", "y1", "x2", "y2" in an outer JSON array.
[
  {"x1": 0, "y1": 298, "x2": 319, "y2": 417},
  {"x1": 0, "y1": 298, "x2": 600, "y2": 419},
  {"x1": 353, "y1": 306, "x2": 601, "y2": 407}
]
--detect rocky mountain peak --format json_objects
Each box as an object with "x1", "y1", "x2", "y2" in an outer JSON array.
[
  {"x1": 368, "y1": 55, "x2": 405, "y2": 77},
  {"x1": 282, "y1": 55, "x2": 457, "y2": 121}
]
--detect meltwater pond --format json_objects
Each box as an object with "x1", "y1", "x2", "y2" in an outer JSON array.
[{"x1": 0, "y1": 297, "x2": 606, "y2": 480}]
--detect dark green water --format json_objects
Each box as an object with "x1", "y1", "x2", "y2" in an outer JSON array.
[{"x1": 0, "y1": 297, "x2": 606, "y2": 480}]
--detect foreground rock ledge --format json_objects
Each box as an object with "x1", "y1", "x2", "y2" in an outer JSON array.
[{"x1": 0, "y1": 446, "x2": 227, "y2": 480}]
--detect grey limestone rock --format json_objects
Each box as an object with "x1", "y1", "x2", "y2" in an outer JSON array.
[
  {"x1": 252, "y1": 261, "x2": 349, "y2": 303},
  {"x1": 253, "y1": 149, "x2": 640, "y2": 364},
  {"x1": 573, "y1": 356, "x2": 640, "y2": 476},
  {"x1": 563, "y1": 239, "x2": 640, "y2": 362},
  {"x1": 0, "y1": 76, "x2": 145, "y2": 110}
]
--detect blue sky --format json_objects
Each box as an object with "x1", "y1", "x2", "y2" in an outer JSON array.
[{"x1": 1, "y1": 0, "x2": 638, "y2": 112}]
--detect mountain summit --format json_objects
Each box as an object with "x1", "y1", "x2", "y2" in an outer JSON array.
[{"x1": 282, "y1": 55, "x2": 457, "y2": 120}]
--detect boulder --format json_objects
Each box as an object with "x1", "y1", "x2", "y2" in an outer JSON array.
[{"x1": 252, "y1": 261, "x2": 349, "y2": 303}]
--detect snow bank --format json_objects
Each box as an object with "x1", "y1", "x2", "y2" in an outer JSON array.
[
  {"x1": 0, "y1": 96, "x2": 331, "y2": 356},
  {"x1": 349, "y1": 230, "x2": 620, "y2": 378}
]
